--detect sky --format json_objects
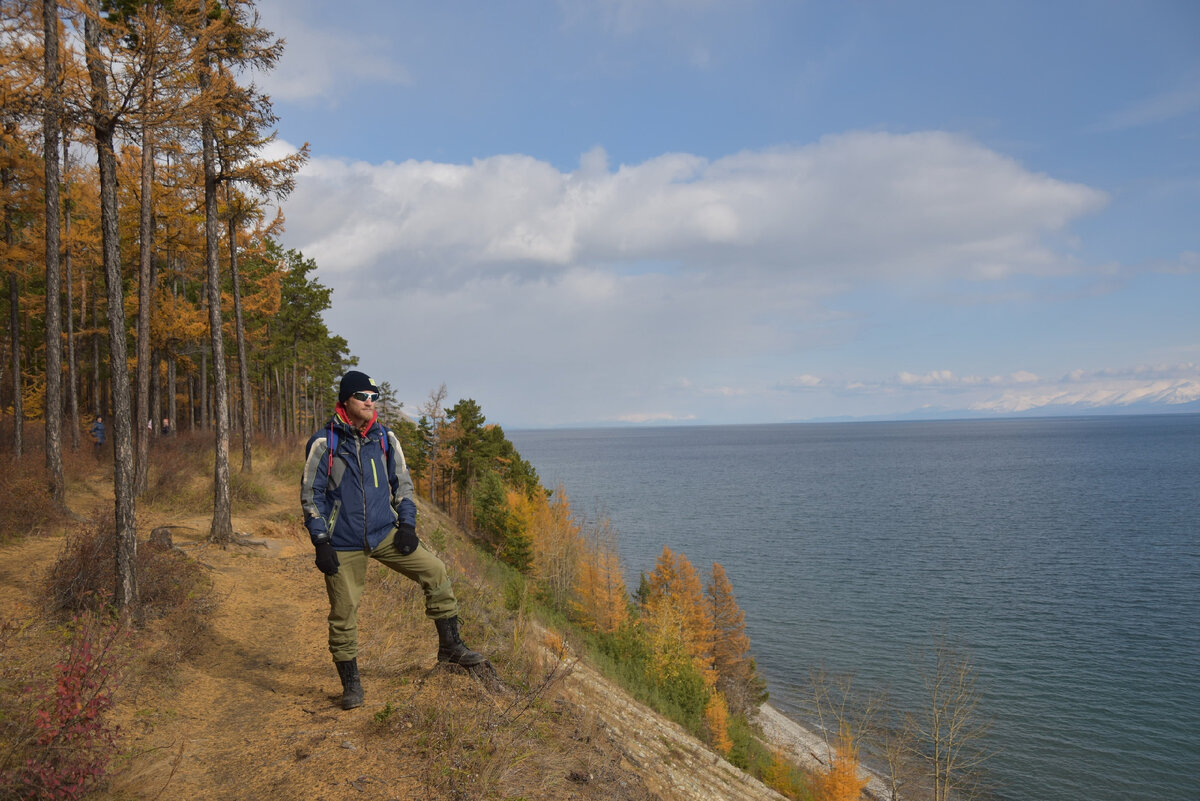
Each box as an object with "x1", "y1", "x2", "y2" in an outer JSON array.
[{"x1": 253, "y1": 0, "x2": 1199, "y2": 428}]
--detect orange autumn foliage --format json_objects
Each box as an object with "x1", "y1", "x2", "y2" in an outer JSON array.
[
  {"x1": 707, "y1": 562, "x2": 763, "y2": 714},
  {"x1": 573, "y1": 532, "x2": 629, "y2": 634},
  {"x1": 643, "y1": 547, "x2": 717, "y2": 687},
  {"x1": 813, "y1": 724, "x2": 869, "y2": 801},
  {"x1": 704, "y1": 691, "x2": 733, "y2": 756}
]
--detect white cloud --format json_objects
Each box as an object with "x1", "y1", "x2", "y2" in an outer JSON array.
[
  {"x1": 789, "y1": 364, "x2": 1200, "y2": 416},
  {"x1": 615, "y1": 411, "x2": 699, "y2": 424},
  {"x1": 280, "y1": 131, "x2": 1107, "y2": 294},
  {"x1": 268, "y1": 133, "x2": 1200, "y2": 426}
]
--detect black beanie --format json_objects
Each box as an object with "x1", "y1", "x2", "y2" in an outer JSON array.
[{"x1": 338, "y1": 370, "x2": 377, "y2": 404}]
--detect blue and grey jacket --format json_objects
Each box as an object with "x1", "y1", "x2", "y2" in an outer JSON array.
[{"x1": 301, "y1": 410, "x2": 417, "y2": 551}]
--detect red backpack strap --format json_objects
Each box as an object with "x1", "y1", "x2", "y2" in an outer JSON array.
[{"x1": 327, "y1": 422, "x2": 338, "y2": 473}]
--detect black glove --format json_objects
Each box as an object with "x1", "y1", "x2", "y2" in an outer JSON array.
[
  {"x1": 314, "y1": 541, "x2": 340, "y2": 575},
  {"x1": 394, "y1": 523, "x2": 419, "y2": 556}
]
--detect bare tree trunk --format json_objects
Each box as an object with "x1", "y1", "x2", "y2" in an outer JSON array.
[
  {"x1": 290, "y1": 355, "x2": 298, "y2": 438},
  {"x1": 43, "y1": 0, "x2": 64, "y2": 501},
  {"x1": 6, "y1": 272, "x2": 21, "y2": 460},
  {"x1": 3, "y1": 153, "x2": 22, "y2": 459},
  {"x1": 200, "y1": 13, "x2": 232, "y2": 545},
  {"x1": 273, "y1": 365, "x2": 283, "y2": 436},
  {"x1": 64, "y1": 136, "x2": 79, "y2": 451},
  {"x1": 90, "y1": 279, "x2": 100, "y2": 416},
  {"x1": 134, "y1": 130, "x2": 155, "y2": 495},
  {"x1": 150, "y1": 348, "x2": 161, "y2": 437},
  {"x1": 167, "y1": 354, "x2": 176, "y2": 434},
  {"x1": 227, "y1": 216, "x2": 253, "y2": 471},
  {"x1": 85, "y1": 0, "x2": 138, "y2": 617},
  {"x1": 200, "y1": 334, "x2": 208, "y2": 427}
]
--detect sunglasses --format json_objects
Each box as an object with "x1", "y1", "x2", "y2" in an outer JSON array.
[{"x1": 350, "y1": 391, "x2": 380, "y2": 403}]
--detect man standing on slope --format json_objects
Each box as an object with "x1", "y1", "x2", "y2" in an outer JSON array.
[{"x1": 301, "y1": 370, "x2": 484, "y2": 710}]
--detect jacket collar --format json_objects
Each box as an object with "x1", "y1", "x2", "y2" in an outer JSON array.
[{"x1": 334, "y1": 403, "x2": 378, "y2": 437}]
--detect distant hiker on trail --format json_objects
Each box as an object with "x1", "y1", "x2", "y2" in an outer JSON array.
[
  {"x1": 89, "y1": 416, "x2": 105, "y2": 459},
  {"x1": 300, "y1": 370, "x2": 485, "y2": 710},
  {"x1": 161, "y1": 417, "x2": 171, "y2": 436}
]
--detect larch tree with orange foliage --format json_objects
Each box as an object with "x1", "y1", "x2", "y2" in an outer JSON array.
[
  {"x1": 527, "y1": 486, "x2": 582, "y2": 609},
  {"x1": 704, "y1": 690, "x2": 733, "y2": 756},
  {"x1": 572, "y1": 512, "x2": 628, "y2": 634},
  {"x1": 812, "y1": 723, "x2": 869, "y2": 801},
  {"x1": 643, "y1": 546, "x2": 717, "y2": 687},
  {"x1": 707, "y1": 562, "x2": 768, "y2": 715}
]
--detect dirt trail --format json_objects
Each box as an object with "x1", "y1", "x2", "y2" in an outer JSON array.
[{"x1": 112, "y1": 527, "x2": 428, "y2": 801}]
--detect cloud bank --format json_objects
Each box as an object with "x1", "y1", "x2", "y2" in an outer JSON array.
[
  {"x1": 271, "y1": 131, "x2": 1192, "y2": 425},
  {"x1": 282, "y1": 131, "x2": 1106, "y2": 291}
]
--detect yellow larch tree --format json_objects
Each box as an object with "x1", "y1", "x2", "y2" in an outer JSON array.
[
  {"x1": 572, "y1": 512, "x2": 629, "y2": 634},
  {"x1": 526, "y1": 484, "x2": 582, "y2": 609},
  {"x1": 813, "y1": 723, "x2": 869, "y2": 801},
  {"x1": 644, "y1": 546, "x2": 717, "y2": 687},
  {"x1": 704, "y1": 690, "x2": 733, "y2": 756},
  {"x1": 707, "y1": 561, "x2": 767, "y2": 714}
]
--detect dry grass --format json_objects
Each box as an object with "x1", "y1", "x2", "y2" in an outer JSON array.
[
  {"x1": 345, "y1": 505, "x2": 658, "y2": 801},
  {"x1": 42, "y1": 516, "x2": 214, "y2": 675}
]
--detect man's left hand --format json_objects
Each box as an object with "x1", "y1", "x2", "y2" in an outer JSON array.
[{"x1": 394, "y1": 523, "x2": 418, "y2": 555}]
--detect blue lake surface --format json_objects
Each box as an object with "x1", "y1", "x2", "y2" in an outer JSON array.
[{"x1": 509, "y1": 415, "x2": 1200, "y2": 801}]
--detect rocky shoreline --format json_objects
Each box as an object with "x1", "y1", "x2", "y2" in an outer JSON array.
[{"x1": 756, "y1": 703, "x2": 893, "y2": 800}]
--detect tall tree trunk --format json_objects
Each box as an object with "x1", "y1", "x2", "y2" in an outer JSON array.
[
  {"x1": 90, "y1": 283, "x2": 101, "y2": 417},
  {"x1": 200, "y1": 8, "x2": 232, "y2": 545},
  {"x1": 167, "y1": 355, "x2": 176, "y2": 434},
  {"x1": 3, "y1": 152, "x2": 22, "y2": 459},
  {"x1": 290, "y1": 353, "x2": 298, "y2": 437},
  {"x1": 43, "y1": 0, "x2": 64, "y2": 501},
  {"x1": 227, "y1": 216, "x2": 252, "y2": 472},
  {"x1": 134, "y1": 129, "x2": 155, "y2": 496},
  {"x1": 6, "y1": 272, "x2": 20, "y2": 460},
  {"x1": 200, "y1": 334, "x2": 208, "y2": 427},
  {"x1": 64, "y1": 136, "x2": 79, "y2": 451},
  {"x1": 85, "y1": 0, "x2": 138, "y2": 617},
  {"x1": 150, "y1": 347, "x2": 162, "y2": 438},
  {"x1": 272, "y1": 364, "x2": 283, "y2": 436}
]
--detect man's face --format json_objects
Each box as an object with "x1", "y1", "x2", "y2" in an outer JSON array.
[{"x1": 344, "y1": 391, "x2": 378, "y2": 426}]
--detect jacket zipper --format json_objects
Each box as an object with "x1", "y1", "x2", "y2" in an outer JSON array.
[{"x1": 356, "y1": 436, "x2": 369, "y2": 549}]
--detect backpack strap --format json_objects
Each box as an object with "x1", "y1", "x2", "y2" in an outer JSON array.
[{"x1": 327, "y1": 422, "x2": 338, "y2": 473}]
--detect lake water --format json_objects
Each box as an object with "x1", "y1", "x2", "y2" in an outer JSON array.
[{"x1": 509, "y1": 415, "x2": 1200, "y2": 801}]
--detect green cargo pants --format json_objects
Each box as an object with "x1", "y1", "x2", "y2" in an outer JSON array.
[{"x1": 324, "y1": 528, "x2": 459, "y2": 662}]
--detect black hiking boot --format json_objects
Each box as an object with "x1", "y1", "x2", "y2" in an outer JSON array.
[
  {"x1": 334, "y1": 658, "x2": 364, "y2": 709},
  {"x1": 435, "y1": 616, "x2": 485, "y2": 667}
]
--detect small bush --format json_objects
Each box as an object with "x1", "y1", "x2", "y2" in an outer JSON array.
[
  {"x1": 0, "y1": 614, "x2": 124, "y2": 801},
  {"x1": 0, "y1": 461, "x2": 69, "y2": 544},
  {"x1": 45, "y1": 517, "x2": 212, "y2": 624}
]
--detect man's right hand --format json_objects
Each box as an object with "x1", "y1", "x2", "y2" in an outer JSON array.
[{"x1": 315, "y1": 541, "x2": 340, "y2": 575}]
